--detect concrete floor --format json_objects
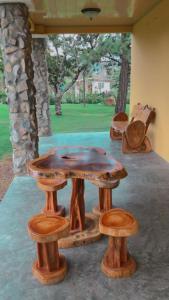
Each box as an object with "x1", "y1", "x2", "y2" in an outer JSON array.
[{"x1": 1, "y1": 132, "x2": 169, "y2": 300}]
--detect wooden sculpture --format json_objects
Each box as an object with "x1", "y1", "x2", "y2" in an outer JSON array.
[
  {"x1": 122, "y1": 120, "x2": 152, "y2": 153},
  {"x1": 37, "y1": 178, "x2": 67, "y2": 217},
  {"x1": 28, "y1": 214, "x2": 69, "y2": 284},
  {"x1": 28, "y1": 146, "x2": 127, "y2": 248},
  {"x1": 110, "y1": 112, "x2": 129, "y2": 140},
  {"x1": 99, "y1": 208, "x2": 139, "y2": 278},
  {"x1": 110, "y1": 103, "x2": 155, "y2": 147},
  {"x1": 91, "y1": 179, "x2": 119, "y2": 216}
]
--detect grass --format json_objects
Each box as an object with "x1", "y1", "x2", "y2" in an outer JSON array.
[
  {"x1": 0, "y1": 103, "x2": 129, "y2": 159},
  {"x1": 0, "y1": 104, "x2": 11, "y2": 159}
]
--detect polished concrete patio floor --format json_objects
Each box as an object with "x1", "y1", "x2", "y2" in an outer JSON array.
[{"x1": 1, "y1": 132, "x2": 169, "y2": 300}]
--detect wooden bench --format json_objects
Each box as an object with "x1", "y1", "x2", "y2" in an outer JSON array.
[{"x1": 110, "y1": 103, "x2": 155, "y2": 153}]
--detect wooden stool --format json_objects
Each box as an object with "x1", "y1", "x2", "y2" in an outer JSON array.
[
  {"x1": 91, "y1": 179, "x2": 120, "y2": 216},
  {"x1": 28, "y1": 214, "x2": 69, "y2": 284},
  {"x1": 37, "y1": 178, "x2": 67, "y2": 217},
  {"x1": 99, "y1": 208, "x2": 139, "y2": 278}
]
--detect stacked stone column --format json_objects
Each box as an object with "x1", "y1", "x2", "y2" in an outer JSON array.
[
  {"x1": 32, "y1": 38, "x2": 51, "y2": 137},
  {"x1": 0, "y1": 3, "x2": 39, "y2": 175}
]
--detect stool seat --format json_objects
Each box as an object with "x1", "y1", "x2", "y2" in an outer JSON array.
[
  {"x1": 28, "y1": 214, "x2": 69, "y2": 285},
  {"x1": 37, "y1": 178, "x2": 67, "y2": 217},
  {"x1": 99, "y1": 208, "x2": 138, "y2": 237},
  {"x1": 28, "y1": 214, "x2": 69, "y2": 243},
  {"x1": 91, "y1": 179, "x2": 119, "y2": 189},
  {"x1": 37, "y1": 178, "x2": 67, "y2": 192}
]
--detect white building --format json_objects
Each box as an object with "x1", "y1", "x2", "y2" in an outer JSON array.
[{"x1": 74, "y1": 63, "x2": 111, "y2": 97}]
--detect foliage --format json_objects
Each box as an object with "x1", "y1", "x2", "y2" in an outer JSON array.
[
  {"x1": 100, "y1": 33, "x2": 131, "y2": 112},
  {"x1": 47, "y1": 33, "x2": 131, "y2": 111},
  {"x1": 0, "y1": 90, "x2": 7, "y2": 104},
  {"x1": 85, "y1": 93, "x2": 105, "y2": 104},
  {"x1": 47, "y1": 34, "x2": 105, "y2": 91},
  {"x1": 57, "y1": 92, "x2": 108, "y2": 104},
  {"x1": 47, "y1": 34, "x2": 111, "y2": 114}
]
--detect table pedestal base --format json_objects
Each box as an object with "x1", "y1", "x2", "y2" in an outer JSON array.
[
  {"x1": 32, "y1": 254, "x2": 67, "y2": 285},
  {"x1": 58, "y1": 213, "x2": 101, "y2": 248}
]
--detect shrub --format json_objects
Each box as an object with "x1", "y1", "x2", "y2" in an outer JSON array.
[
  {"x1": 0, "y1": 90, "x2": 7, "y2": 104},
  {"x1": 49, "y1": 94, "x2": 55, "y2": 105},
  {"x1": 86, "y1": 93, "x2": 105, "y2": 104}
]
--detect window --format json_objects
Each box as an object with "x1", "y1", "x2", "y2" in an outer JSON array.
[{"x1": 98, "y1": 82, "x2": 104, "y2": 89}]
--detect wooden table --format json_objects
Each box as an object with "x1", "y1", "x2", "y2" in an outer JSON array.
[{"x1": 28, "y1": 146, "x2": 127, "y2": 248}]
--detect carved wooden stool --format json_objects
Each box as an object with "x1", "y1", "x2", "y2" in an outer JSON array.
[
  {"x1": 28, "y1": 214, "x2": 69, "y2": 284},
  {"x1": 99, "y1": 208, "x2": 139, "y2": 278},
  {"x1": 91, "y1": 179, "x2": 120, "y2": 216},
  {"x1": 37, "y1": 178, "x2": 67, "y2": 217}
]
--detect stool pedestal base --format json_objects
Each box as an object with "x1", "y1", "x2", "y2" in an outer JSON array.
[
  {"x1": 101, "y1": 255, "x2": 136, "y2": 278},
  {"x1": 101, "y1": 236, "x2": 136, "y2": 278},
  {"x1": 32, "y1": 254, "x2": 67, "y2": 285}
]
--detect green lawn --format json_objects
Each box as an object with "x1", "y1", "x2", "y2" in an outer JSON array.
[
  {"x1": 0, "y1": 103, "x2": 129, "y2": 159},
  {"x1": 0, "y1": 104, "x2": 12, "y2": 159}
]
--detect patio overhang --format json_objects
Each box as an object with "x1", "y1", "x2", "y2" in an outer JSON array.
[{"x1": 0, "y1": 0, "x2": 161, "y2": 34}]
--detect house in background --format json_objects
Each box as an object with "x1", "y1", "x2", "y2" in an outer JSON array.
[{"x1": 74, "y1": 63, "x2": 112, "y2": 97}]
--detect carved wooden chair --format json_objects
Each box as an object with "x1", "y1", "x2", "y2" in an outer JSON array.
[
  {"x1": 122, "y1": 105, "x2": 155, "y2": 153},
  {"x1": 110, "y1": 103, "x2": 143, "y2": 140}
]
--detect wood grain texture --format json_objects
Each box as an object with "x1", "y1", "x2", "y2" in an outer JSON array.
[
  {"x1": 37, "y1": 178, "x2": 67, "y2": 217},
  {"x1": 69, "y1": 178, "x2": 85, "y2": 232},
  {"x1": 28, "y1": 146, "x2": 127, "y2": 248},
  {"x1": 32, "y1": 254, "x2": 67, "y2": 285},
  {"x1": 58, "y1": 213, "x2": 101, "y2": 248},
  {"x1": 28, "y1": 214, "x2": 70, "y2": 243},
  {"x1": 92, "y1": 179, "x2": 119, "y2": 216},
  {"x1": 99, "y1": 208, "x2": 138, "y2": 278},
  {"x1": 110, "y1": 103, "x2": 155, "y2": 143},
  {"x1": 28, "y1": 214, "x2": 69, "y2": 284},
  {"x1": 99, "y1": 208, "x2": 138, "y2": 237},
  {"x1": 122, "y1": 124, "x2": 152, "y2": 153},
  {"x1": 28, "y1": 146, "x2": 127, "y2": 181}
]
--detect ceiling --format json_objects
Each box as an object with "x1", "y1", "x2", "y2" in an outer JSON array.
[{"x1": 0, "y1": 0, "x2": 161, "y2": 34}]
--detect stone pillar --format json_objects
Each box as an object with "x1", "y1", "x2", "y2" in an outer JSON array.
[
  {"x1": 0, "y1": 3, "x2": 39, "y2": 175},
  {"x1": 32, "y1": 38, "x2": 51, "y2": 136}
]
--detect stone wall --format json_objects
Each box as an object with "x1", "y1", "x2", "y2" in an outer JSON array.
[
  {"x1": 32, "y1": 38, "x2": 51, "y2": 136},
  {"x1": 0, "y1": 3, "x2": 39, "y2": 175}
]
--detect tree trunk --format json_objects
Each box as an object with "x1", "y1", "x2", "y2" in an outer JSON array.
[
  {"x1": 115, "y1": 54, "x2": 129, "y2": 113},
  {"x1": 83, "y1": 70, "x2": 86, "y2": 107},
  {"x1": 54, "y1": 86, "x2": 62, "y2": 116}
]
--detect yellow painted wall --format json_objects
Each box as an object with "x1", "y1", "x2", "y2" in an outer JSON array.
[{"x1": 131, "y1": 0, "x2": 169, "y2": 161}]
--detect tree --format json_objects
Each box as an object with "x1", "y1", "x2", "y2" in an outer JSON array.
[
  {"x1": 0, "y1": 48, "x2": 4, "y2": 73},
  {"x1": 0, "y1": 48, "x2": 5, "y2": 92},
  {"x1": 47, "y1": 34, "x2": 105, "y2": 115},
  {"x1": 115, "y1": 33, "x2": 131, "y2": 113},
  {"x1": 101, "y1": 33, "x2": 131, "y2": 113}
]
